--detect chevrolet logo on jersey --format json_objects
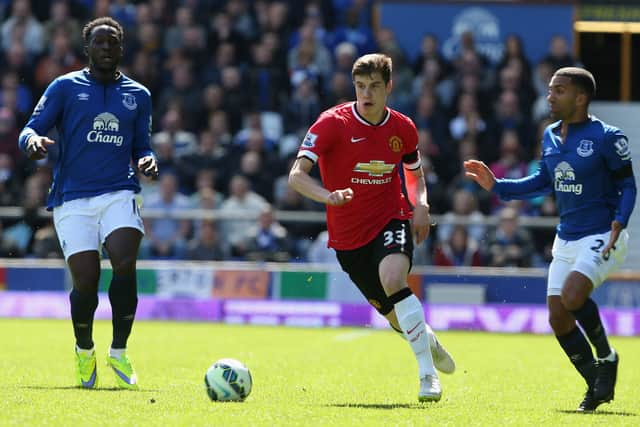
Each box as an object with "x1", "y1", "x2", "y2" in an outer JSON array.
[{"x1": 353, "y1": 160, "x2": 395, "y2": 177}]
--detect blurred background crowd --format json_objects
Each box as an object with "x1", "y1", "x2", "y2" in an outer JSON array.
[{"x1": 0, "y1": 0, "x2": 582, "y2": 267}]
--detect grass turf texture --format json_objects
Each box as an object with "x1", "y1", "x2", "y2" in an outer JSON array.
[{"x1": 1, "y1": 319, "x2": 638, "y2": 426}]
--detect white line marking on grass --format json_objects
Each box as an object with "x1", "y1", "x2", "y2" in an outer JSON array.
[{"x1": 333, "y1": 330, "x2": 373, "y2": 342}]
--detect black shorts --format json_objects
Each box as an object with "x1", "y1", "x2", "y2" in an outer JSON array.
[{"x1": 335, "y1": 219, "x2": 414, "y2": 315}]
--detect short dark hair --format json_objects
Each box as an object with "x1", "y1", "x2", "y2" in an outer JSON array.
[
  {"x1": 351, "y1": 53, "x2": 392, "y2": 84},
  {"x1": 82, "y1": 17, "x2": 124, "y2": 45},
  {"x1": 554, "y1": 67, "x2": 596, "y2": 100}
]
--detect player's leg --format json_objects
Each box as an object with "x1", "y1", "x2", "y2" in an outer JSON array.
[
  {"x1": 547, "y1": 237, "x2": 597, "y2": 411},
  {"x1": 568, "y1": 230, "x2": 629, "y2": 404},
  {"x1": 104, "y1": 227, "x2": 142, "y2": 351},
  {"x1": 54, "y1": 201, "x2": 102, "y2": 389},
  {"x1": 102, "y1": 227, "x2": 142, "y2": 389},
  {"x1": 378, "y1": 253, "x2": 440, "y2": 401},
  {"x1": 67, "y1": 251, "x2": 101, "y2": 388},
  {"x1": 67, "y1": 251, "x2": 101, "y2": 351},
  {"x1": 100, "y1": 191, "x2": 145, "y2": 389},
  {"x1": 386, "y1": 310, "x2": 455, "y2": 375}
]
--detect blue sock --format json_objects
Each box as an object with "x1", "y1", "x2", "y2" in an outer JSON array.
[
  {"x1": 70, "y1": 288, "x2": 98, "y2": 350},
  {"x1": 571, "y1": 298, "x2": 611, "y2": 359},
  {"x1": 108, "y1": 274, "x2": 138, "y2": 349},
  {"x1": 556, "y1": 327, "x2": 596, "y2": 387}
]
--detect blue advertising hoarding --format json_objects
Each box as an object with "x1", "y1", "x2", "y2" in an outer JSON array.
[{"x1": 379, "y1": 2, "x2": 574, "y2": 64}]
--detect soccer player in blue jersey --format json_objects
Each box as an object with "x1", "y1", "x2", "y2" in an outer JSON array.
[
  {"x1": 464, "y1": 67, "x2": 636, "y2": 412},
  {"x1": 18, "y1": 17, "x2": 158, "y2": 390}
]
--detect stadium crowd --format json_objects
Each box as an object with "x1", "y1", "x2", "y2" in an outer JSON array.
[{"x1": 0, "y1": 0, "x2": 580, "y2": 266}]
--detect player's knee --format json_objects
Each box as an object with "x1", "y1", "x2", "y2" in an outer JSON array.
[
  {"x1": 73, "y1": 276, "x2": 99, "y2": 294},
  {"x1": 380, "y1": 273, "x2": 404, "y2": 295},
  {"x1": 560, "y1": 287, "x2": 586, "y2": 311},
  {"x1": 111, "y1": 256, "x2": 137, "y2": 276}
]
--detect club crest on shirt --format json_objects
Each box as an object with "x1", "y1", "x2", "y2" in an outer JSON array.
[
  {"x1": 388, "y1": 136, "x2": 403, "y2": 153},
  {"x1": 122, "y1": 93, "x2": 137, "y2": 110},
  {"x1": 576, "y1": 140, "x2": 594, "y2": 157}
]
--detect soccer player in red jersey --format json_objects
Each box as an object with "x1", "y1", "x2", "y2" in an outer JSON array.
[{"x1": 289, "y1": 53, "x2": 455, "y2": 402}]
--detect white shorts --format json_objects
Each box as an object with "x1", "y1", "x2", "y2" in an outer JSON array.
[
  {"x1": 547, "y1": 229, "x2": 629, "y2": 296},
  {"x1": 53, "y1": 190, "x2": 144, "y2": 260}
]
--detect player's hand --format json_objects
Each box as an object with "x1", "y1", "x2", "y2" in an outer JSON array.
[
  {"x1": 327, "y1": 188, "x2": 353, "y2": 206},
  {"x1": 26, "y1": 136, "x2": 55, "y2": 160},
  {"x1": 463, "y1": 159, "x2": 496, "y2": 191},
  {"x1": 138, "y1": 155, "x2": 159, "y2": 179},
  {"x1": 412, "y1": 204, "x2": 432, "y2": 244},
  {"x1": 602, "y1": 220, "x2": 623, "y2": 260}
]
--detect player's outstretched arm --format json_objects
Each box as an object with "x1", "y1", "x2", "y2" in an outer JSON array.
[
  {"x1": 463, "y1": 159, "x2": 496, "y2": 191},
  {"x1": 288, "y1": 157, "x2": 353, "y2": 206},
  {"x1": 25, "y1": 135, "x2": 55, "y2": 160}
]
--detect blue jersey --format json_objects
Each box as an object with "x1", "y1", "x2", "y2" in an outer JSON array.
[
  {"x1": 18, "y1": 69, "x2": 154, "y2": 210},
  {"x1": 493, "y1": 116, "x2": 636, "y2": 240}
]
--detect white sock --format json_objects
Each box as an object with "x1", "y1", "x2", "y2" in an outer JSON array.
[
  {"x1": 394, "y1": 293, "x2": 436, "y2": 377},
  {"x1": 598, "y1": 348, "x2": 616, "y2": 362},
  {"x1": 76, "y1": 345, "x2": 95, "y2": 355},
  {"x1": 109, "y1": 347, "x2": 126, "y2": 359}
]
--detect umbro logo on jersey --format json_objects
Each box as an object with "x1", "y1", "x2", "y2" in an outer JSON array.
[
  {"x1": 351, "y1": 137, "x2": 366, "y2": 143},
  {"x1": 77, "y1": 93, "x2": 90, "y2": 101}
]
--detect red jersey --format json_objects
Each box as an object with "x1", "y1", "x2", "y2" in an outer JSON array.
[{"x1": 298, "y1": 102, "x2": 420, "y2": 250}]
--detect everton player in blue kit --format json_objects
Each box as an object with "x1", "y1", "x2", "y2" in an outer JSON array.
[
  {"x1": 18, "y1": 17, "x2": 157, "y2": 389},
  {"x1": 465, "y1": 68, "x2": 636, "y2": 412}
]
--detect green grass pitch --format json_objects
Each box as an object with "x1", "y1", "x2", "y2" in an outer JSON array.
[{"x1": 1, "y1": 318, "x2": 639, "y2": 426}]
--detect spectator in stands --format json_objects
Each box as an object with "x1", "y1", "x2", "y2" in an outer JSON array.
[
  {"x1": 42, "y1": 0, "x2": 82, "y2": 52},
  {"x1": 413, "y1": 91, "x2": 449, "y2": 159},
  {"x1": 1, "y1": 0, "x2": 44, "y2": 58},
  {"x1": 490, "y1": 129, "x2": 529, "y2": 180},
  {"x1": 484, "y1": 205, "x2": 534, "y2": 267},
  {"x1": 158, "y1": 62, "x2": 202, "y2": 132},
  {"x1": 412, "y1": 33, "x2": 450, "y2": 77},
  {"x1": 542, "y1": 35, "x2": 578, "y2": 71},
  {"x1": 433, "y1": 225, "x2": 483, "y2": 267},
  {"x1": 0, "y1": 107, "x2": 20, "y2": 165},
  {"x1": 244, "y1": 204, "x2": 291, "y2": 262},
  {"x1": 448, "y1": 92, "x2": 487, "y2": 145},
  {"x1": 246, "y1": 41, "x2": 287, "y2": 112},
  {"x1": 142, "y1": 172, "x2": 191, "y2": 259},
  {"x1": 288, "y1": 21, "x2": 332, "y2": 83},
  {"x1": 0, "y1": 219, "x2": 22, "y2": 257},
  {"x1": 286, "y1": 71, "x2": 322, "y2": 135},
  {"x1": 218, "y1": 174, "x2": 268, "y2": 257},
  {"x1": 437, "y1": 188, "x2": 486, "y2": 244},
  {"x1": 34, "y1": 27, "x2": 83, "y2": 92},
  {"x1": 176, "y1": 132, "x2": 227, "y2": 195},
  {"x1": 0, "y1": 152, "x2": 20, "y2": 206},
  {"x1": 186, "y1": 219, "x2": 226, "y2": 261},
  {"x1": 532, "y1": 61, "x2": 554, "y2": 123},
  {"x1": 496, "y1": 34, "x2": 532, "y2": 87},
  {"x1": 152, "y1": 108, "x2": 198, "y2": 159}
]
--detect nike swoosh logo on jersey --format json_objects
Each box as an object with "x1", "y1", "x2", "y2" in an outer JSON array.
[{"x1": 351, "y1": 137, "x2": 366, "y2": 143}]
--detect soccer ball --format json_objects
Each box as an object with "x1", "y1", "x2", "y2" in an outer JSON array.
[{"x1": 204, "y1": 358, "x2": 252, "y2": 402}]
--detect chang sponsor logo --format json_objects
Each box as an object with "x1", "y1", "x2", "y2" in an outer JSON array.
[
  {"x1": 87, "y1": 112, "x2": 123, "y2": 146},
  {"x1": 553, "y1": 161, "x2": 582, "y2": 195}
]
